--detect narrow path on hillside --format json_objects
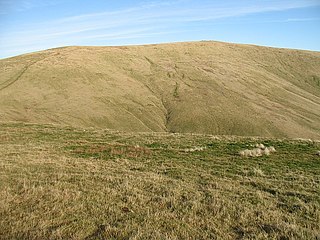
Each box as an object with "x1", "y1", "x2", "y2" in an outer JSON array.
[{"x1": 0, "y1": 55, "x2": 49, "y2": 91}]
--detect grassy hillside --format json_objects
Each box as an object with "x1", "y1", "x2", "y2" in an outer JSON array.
[
  {"x1": 1, "y1": 122, "x2": 319, "y2": 239},
  {"x1": 0, "y1": 41, "x2": 320, "y2": 138}
]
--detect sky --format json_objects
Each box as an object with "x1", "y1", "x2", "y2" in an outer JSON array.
[{"x1": 0, "y1": 0, "x2": 320, "y2": 59}]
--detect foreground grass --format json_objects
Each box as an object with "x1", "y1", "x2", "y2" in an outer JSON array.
[{"x1": 0, "y1": 122, "x2": 319, "y2": 239}]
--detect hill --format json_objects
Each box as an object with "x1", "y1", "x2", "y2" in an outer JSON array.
[{"x1": 0, "y1": 41, "x2": 320, "y2": 138}]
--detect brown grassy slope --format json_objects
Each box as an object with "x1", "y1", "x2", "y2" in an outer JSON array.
[{"x1": 0, "y1": 41, "x2": 320, "y2": 138}]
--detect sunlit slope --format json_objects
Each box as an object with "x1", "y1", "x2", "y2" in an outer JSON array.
[{"x1": 1, "y1": 41, "x2": 320, "y2": 138}]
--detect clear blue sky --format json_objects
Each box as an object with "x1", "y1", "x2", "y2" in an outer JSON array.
[{"x1": 0, "y1": 0, "x2": 319, "y2": 58}]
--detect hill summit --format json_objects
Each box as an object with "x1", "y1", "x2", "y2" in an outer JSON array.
[{"x1": 1, "y1": 41, "x2": 320, "y2": 138}]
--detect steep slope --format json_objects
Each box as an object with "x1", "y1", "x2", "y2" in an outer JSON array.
[{"x1": 0, "y1": 41, "x2": 320, "y2": 138}]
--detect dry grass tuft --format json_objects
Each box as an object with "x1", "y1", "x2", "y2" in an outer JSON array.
[{"x1": 252, "y1": 167, "x2": 265, "y2": 177}]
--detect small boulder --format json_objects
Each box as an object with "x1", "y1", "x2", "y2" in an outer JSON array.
[
  {"x1": 268, "y1": 146, "x2": 276, "y2": 153},
  {"x1": 255, "y1": 143, "x2": 265, "y2": 150},
  {"x1": 252, "y1": 148, "x2": 262, "y2": 157},
  {"x1": 263, "y1": 148, "x2": 270, "y2": 156}
]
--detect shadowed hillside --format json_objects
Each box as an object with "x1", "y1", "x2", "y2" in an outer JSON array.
[{"x1": 1, "y1": 41, "x2": 320, "y2": 138}]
